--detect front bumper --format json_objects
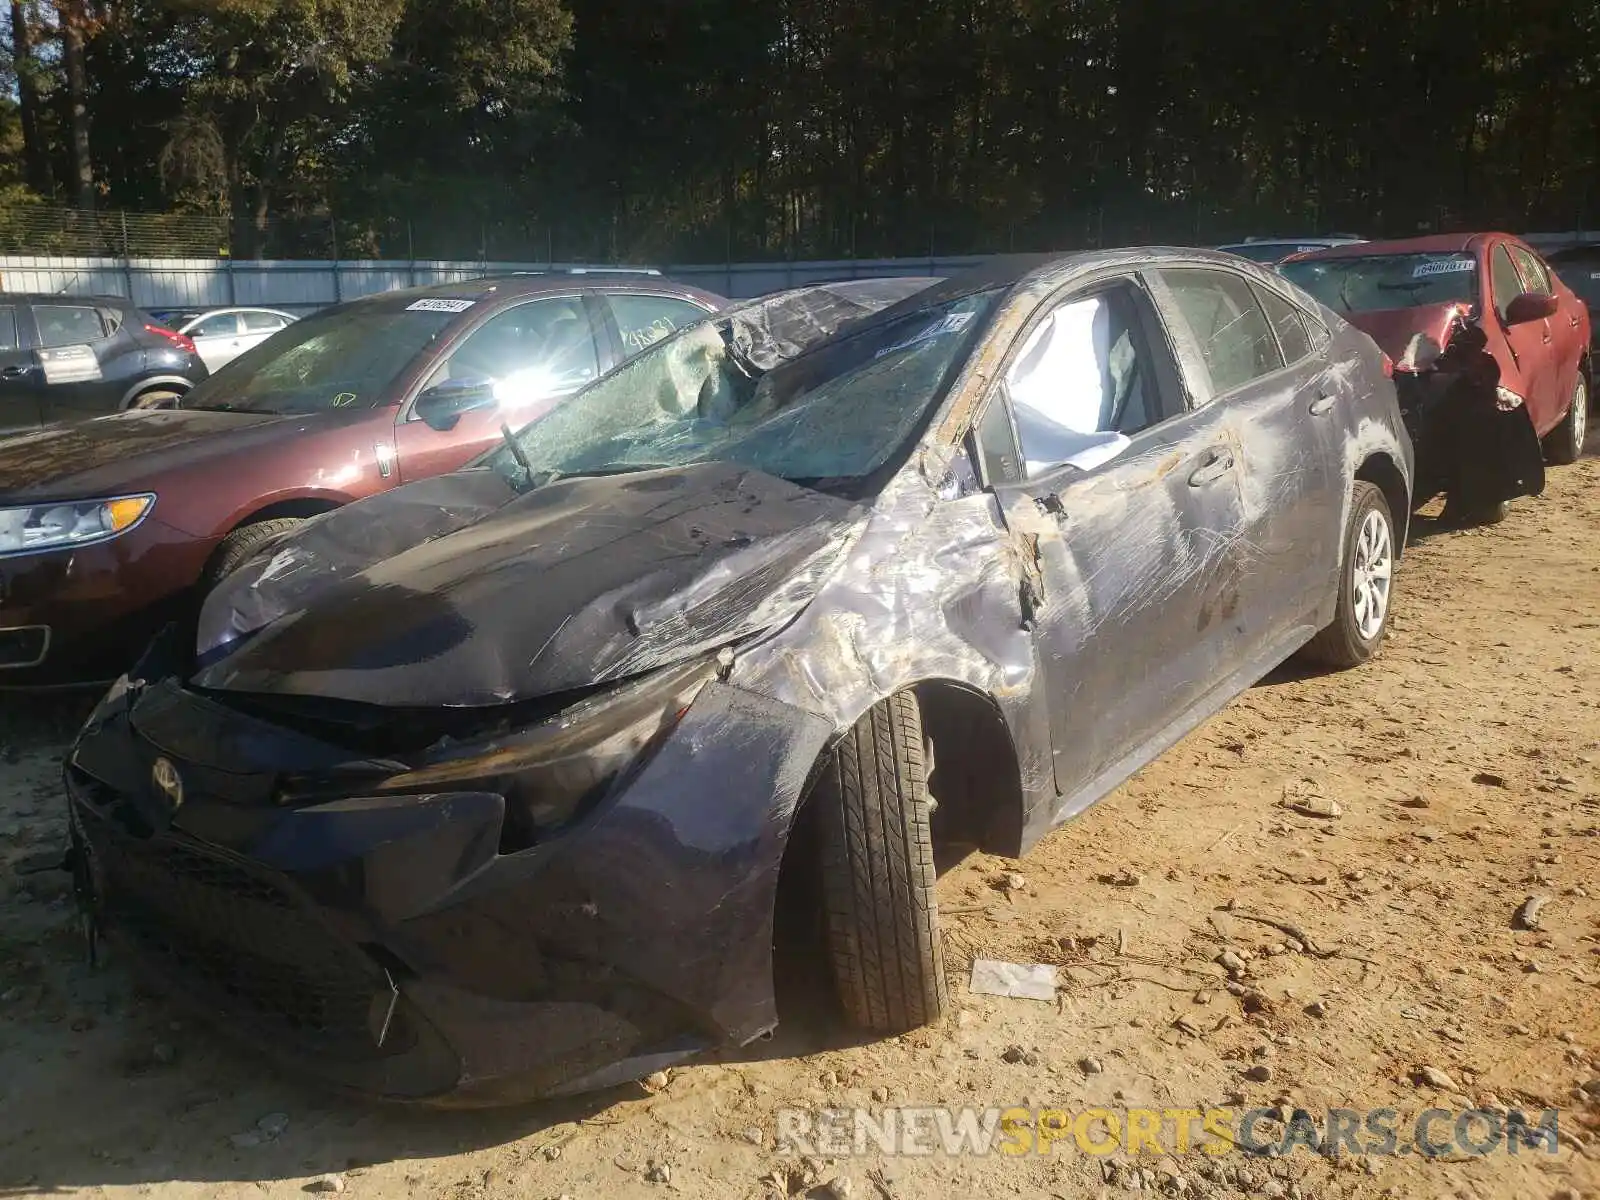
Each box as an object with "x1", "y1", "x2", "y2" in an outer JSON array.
[
  {"x1": 0, "y1": 518, "x2": 215, "y2": 686},
  {"x1": 66, "y1": 671, "x2": 832, "y2": 1105}
]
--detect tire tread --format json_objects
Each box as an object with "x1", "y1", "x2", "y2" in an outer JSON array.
[{"x1": 818, "y1": 693, "x2": 947, "y2": 1033}]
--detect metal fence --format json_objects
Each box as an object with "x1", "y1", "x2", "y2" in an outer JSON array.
[
  {"x1": 0, "y1": 234, "x2": 1595, "y2": 312},
  {"x1": 0, "y1": 253, "x2": 995, "y2": 308}
]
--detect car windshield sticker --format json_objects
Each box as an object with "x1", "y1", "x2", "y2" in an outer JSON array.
[
  {"x1": 406, "y1": 298, "x2": 476, "y2": 314},
  {"x1": 1412, "y1": 257, "x2": 1476, "y2": 278},
  {"x1": 37, "y1": 344, "x2": 102, "y2": 385},
  {"x1": 874, "y1": 310, "x2": 976, "y2": 359}
]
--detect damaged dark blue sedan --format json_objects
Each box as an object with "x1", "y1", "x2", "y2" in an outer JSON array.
[{"x1": 63, "y1": 251, "x2": 1412, "y2": 1105}]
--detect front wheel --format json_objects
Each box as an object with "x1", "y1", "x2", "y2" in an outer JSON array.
[
  {"x1": 1302, "y1": 481, "x2": 1396, "y2": 670},
  {"x1": 1543, "y1": 371, "x2": 1588, "y2": 466},
  {"x1": 200, "y1": 518, "x2": 306, "y2": 591},
  {"x1": 816, "y1": 692, "x2": 948, "y2": 1033}
]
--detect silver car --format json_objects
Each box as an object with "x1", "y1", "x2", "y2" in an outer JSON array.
[{"x1": 178, "y1": 307, "x2": 299, "y2": 372}]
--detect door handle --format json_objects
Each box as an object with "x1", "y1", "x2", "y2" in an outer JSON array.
[
  {"x1": 1188, "y1": 447, "x2": 1235, "y2": 487},
  {"x1": 1309, "y1": 394, "x2": 1336, "y2": 416}
]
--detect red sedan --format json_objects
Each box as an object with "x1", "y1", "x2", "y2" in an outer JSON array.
[
  {"x1": 1280, "y1": 234, "x2": 1591, "y2": 468},
  {"x1": 0, "y1": 272, "x2": 725, "y2": 684}
]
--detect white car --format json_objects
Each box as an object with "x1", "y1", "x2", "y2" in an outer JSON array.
[{"x1": 178, "y1": 307, "x2": 299, "y2": 373}]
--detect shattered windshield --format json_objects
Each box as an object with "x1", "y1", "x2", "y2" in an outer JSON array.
[
  {"x1": 1279, "y1": 254, "x2": 1479, "y2": 314},
  {"x1": 488, "y1": 286, "x2": 999, "y2": 491},
  {"x1": 180, "y1": 302, "x2": 458, "y2": 414}
]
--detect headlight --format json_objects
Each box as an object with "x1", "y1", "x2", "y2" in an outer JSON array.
[
  {"x1": 278, "y1": 657, "x2": 721, "y2": 850},
  {"x1": 0, "y1": 494, "x2": 154, "y2": 555}
]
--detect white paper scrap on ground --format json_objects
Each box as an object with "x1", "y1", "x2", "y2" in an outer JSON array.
[{"x1": 969, "y1": 959, "x2": 1058, "y2": 1002}]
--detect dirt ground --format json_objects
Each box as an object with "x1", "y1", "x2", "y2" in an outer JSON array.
[{"x1": 3, "y1": 457, "x2": 1599, "y2": 1200}]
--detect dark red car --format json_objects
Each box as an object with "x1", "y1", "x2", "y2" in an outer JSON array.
[
  {"x1": 0, "y1": 272, "x2": 725, "y2": 684},
  {"x1": 1280, "y1": 234, "x2": 1592, "y2": 466}
]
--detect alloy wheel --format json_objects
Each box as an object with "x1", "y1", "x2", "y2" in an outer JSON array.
[{"x1": 1351, "y1": 508, "x2": 1393, "y2": 642}]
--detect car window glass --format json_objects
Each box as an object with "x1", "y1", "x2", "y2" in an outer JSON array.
[
  {"x1": 1510, "y1": 247, "x2": 1552, "y2": 296},
  {"x1": 192, "y1": 313, "x2": 239, "y2": 338},
  {"x1": 1003, "y1": 290, "x2": 1157, "y2": 477},
  {"x1": 242, "y1": 311, "x2": 288, "y2": 332},
  {"x1": 0, "y1": 307, "x2": 17, "y2": 353},
  {"x1": 1160, "y1": 269, "x2": 1285, "y2": 395},
  {"x1": 1256, "y1": 286, "x2": 1314, "y2": 364},
  {"x1": 34, "y1": 304, "x2": 109, "y2": 348},
  {"x1": 610, "y1": 294, "x2": 712, "y2": 356},
  {"x1": 429, "y1": 297, "x2": 598, "y2": 407},
  {"x1": 1491, "y1": 245, "x2": 1524, "y2": 317},
  {"x1": 972, "y1": 395, "x2": 1024, "y2": 486}
]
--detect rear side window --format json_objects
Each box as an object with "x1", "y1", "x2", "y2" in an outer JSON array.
[
  {"x1": 0, "y1": 307, "x2": 17, "y2": 353},
  {"x1": 242, "y1": 311, "x2": 289, "y2": 332},
  {"x1": 1160, "y1": 269, "x2": 1285, "y2": 396},
  {"x1": 191, "y1": 312, "x2": 240, "y2": 338},
  {"x1": 609, "y1": 294, "x2": 713, "y2": 356},
  {"x1": 1256, "y1": 286, "x2": 1314, "y2": 364},
  {"x1": 1509, "y1": 246, "x2": 1553, "y2": 296},
  {"x1": 34, "y1": 304, "x2": 110, "y2": 348}
]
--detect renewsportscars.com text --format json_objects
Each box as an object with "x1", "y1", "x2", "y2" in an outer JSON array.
[{"x1": 776, "y1": 1105, "x2": 1563, "y2": 1159}]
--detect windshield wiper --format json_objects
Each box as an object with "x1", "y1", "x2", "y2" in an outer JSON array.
[{"x1": 499, "y1": 419, "x2": 536, "y2": 490}]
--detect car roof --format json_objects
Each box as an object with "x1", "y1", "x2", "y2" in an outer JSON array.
[
  {"x1": 340, "y1": 272, "x2": 726, "y2": 311},
  {"x1": 1283, "y1": 233, "x2": 1518, "y2": 261},
  {"x1": 739, "y1": 247, "x2": 1308, "y2": 343}
]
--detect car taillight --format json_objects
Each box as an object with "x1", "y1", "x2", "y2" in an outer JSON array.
[
  {"x1": 145, "y1": 323, "x2": 197, "y2": 355},
  {"x1": 1380, "y1": 352, "x2": 1395, "y2": 378}
]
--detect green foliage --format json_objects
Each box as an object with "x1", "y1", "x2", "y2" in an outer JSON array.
[{"x1": 1, "y1": 0, "x2": 1597, "y2": 259}]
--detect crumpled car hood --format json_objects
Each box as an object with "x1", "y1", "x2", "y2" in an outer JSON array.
[
  {"x1": 193, "y1": 461, "x2": 865, "y2": 708},
  {"x1": 1344, "y1": 303, "x2": 1465, "y2": 364}
]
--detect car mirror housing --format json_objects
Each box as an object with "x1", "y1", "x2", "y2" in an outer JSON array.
[
  {"x1": 1504, "y1": 292, "x2": 1559, "y2": 326},
  {"x1": 415, "y1": 379, "x2": 497, "y2": 431}
]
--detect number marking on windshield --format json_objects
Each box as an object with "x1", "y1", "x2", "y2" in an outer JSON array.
[
  {"x1": 1412, "y1": 258, "x2": 1476, "y2": 278},
  {"x1": 406, "y1": 298, "x2": 477, "y2": 313}
]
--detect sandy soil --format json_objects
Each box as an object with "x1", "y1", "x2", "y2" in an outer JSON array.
[{"x1": 3, "y1": 456, "x2": 1599, "y2": 1200}]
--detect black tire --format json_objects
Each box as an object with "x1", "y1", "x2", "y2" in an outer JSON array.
[
  {"x1": 202, "y1": 518, "x2": 305, "y2": 589},
  {"x1": 816, "y1": 692, "x2": 948, "y2": 1033},
  {"x1": 1542, "y1": 370, "x2": 1588, "y2": 466},
  {"x1": 126, "y1": 388, "x2": 182, "y2": 410},
  {"x1": 1301, "y1": 481, "x2": 1396, "y2": 670}
]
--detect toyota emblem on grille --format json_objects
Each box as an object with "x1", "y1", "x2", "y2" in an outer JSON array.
[{"x1": 151, "y1": 757, "x2": 184, "y2": 810}]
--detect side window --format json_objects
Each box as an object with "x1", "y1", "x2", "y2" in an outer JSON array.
[
  {"x1": 34, "y1": 305, "x2": 110, "y2": 349},
  {"x1": 1510, "y1": 246, "x2": 1552, "y2": 296},
  {"x1": 242, "y1": 311, "x2": 288, "y2": 332},
  {"x1": 1255, "y1": 286, "x2": 1314, "y2": 364},
  {"x1": 1002, "y1": 285, "x2": 1162, "y2": 479},
  {"x1": 192, "y1": 313, "x2": 240, "y2": 338},
  {"x1": 609, "y1": 294, "x2": 712, "y2": 356},
  {"x1": 1491, "y1": 245, "x2": 1524, "y2": 318},
  {"x1": 0, "y1": 307, "x2": 17, "y2": 354},
  {"x1": 971, "y1": 395, "x2": 1024, "y2": 486},
  {"x1": 423, "y1": 296, "x2": 599, "y2": 409},
  {"x1": 1159, "y1": 270, "x2": 1285, "y2": 396}
]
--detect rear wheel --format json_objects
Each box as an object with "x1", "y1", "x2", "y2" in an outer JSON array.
[
  {"x1": 201, "y1": 518, "x2": 305, "y2": 590},
  {"x1": 816, "y1": 692, "x2": 948, "y2": 1033},
  {"x1": 126, "y1": 389, "x2": 182, "y2": 411},
  {"x1": 1302, "y1": 481, "x2": 1396, "y2": 669},
  {"x1": 1543, "y1": 371, "x2": 1588, "y2": 465}
]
